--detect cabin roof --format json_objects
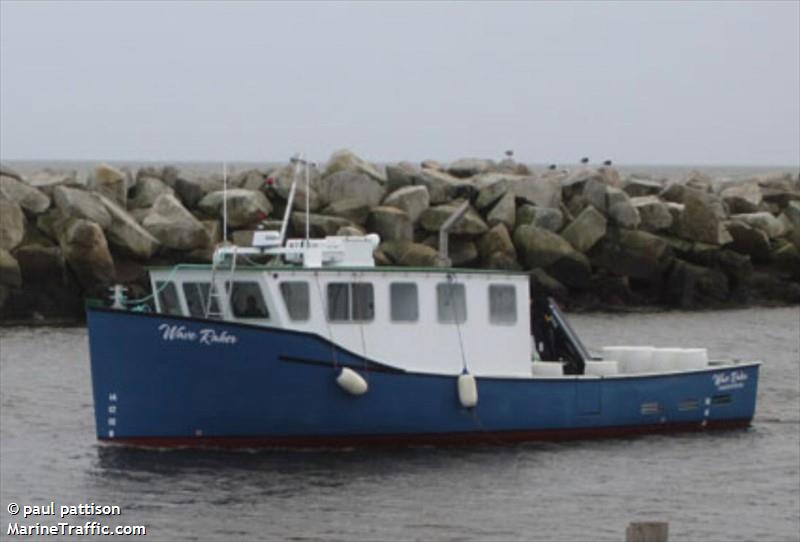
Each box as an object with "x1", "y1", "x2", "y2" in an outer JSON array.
[{"x1": 147, "y1": 263, "x2": 530, "y2": 277}]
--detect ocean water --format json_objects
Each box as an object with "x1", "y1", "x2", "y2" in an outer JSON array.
[{"x1": 1, "y1": 307, "x2": 798, "y2": 541}]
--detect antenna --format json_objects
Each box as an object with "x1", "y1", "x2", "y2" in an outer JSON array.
[
  {"x1": 278, "y1": 153, "x2": 303, "y2": 246},
  {"x1": 305, "y1": 161, "x2": 311, "y2": 243},
  {"x1": 222, "y1": 161, "x2": 228, "y2": 243}
]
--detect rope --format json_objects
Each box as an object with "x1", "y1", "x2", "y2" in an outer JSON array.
[
  {"x1": 446, "y1": 273, "x2": 469, "y2": 374},
  {"x1": 122, "y1": 264, "x2": 181, "y2": 305},
  {"x1": 313, "y1": 272, "x2": 339, "y2": 369},
  {"x1": 354, "y1": 273, "x2": 369, "y2": 375}
]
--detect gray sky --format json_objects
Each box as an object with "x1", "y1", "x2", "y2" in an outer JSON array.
[{"x1": 1, "y1": 0, "x2": 798, "y2": 166}]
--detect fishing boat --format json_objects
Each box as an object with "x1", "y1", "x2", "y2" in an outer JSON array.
[{"x1": 85, "y1": 157, "x2": 760, "y2": 448}]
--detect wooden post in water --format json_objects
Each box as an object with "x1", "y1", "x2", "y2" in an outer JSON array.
[{"x1": 625, "y1": 522, "x2": 668, "y2": 542}]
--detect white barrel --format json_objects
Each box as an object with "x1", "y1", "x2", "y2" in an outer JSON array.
[
  {"x1": 336, "y1": 367, "x2": 368, "y2": 396},
  {"x1": 457, "y1": 373, "x2": 478, "y2": 408},
  {"x1": 602, "y1": 346, "x2": 654, "y2": 374},
  {"x1": 674, "y1": 348, "x2": 708, "y2": 371},
  {"x1": 584, "y1": 360, "x2": 619, "y2": 376},
  {"x1": 531, "y1": 361, "x2": 564, "y2": 377},
  {"x1": 651, "y1": 347, "x2": 683, "y2": 372}
]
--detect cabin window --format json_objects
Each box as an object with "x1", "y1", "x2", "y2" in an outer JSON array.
[
  {"x1": 182, "y1": 282, "x2": 220, "y2": 318},
  {"x1": 390, "y1": 283, "x2": 418, "y2": 322},
  {"x1": 489, "y1": 284, "x2": 517, "y2": 324},
  {"x1": 230, "y1": 281, "x2": 269, "y2": 319},
  {"x1": 327, "y1": 282, "x2": 374, "y2": 322},
  {"x1": 280, "y1": 281, "x2": 310, "y2": 321},
  {"x1": 156, "y1": 281, "x2": 182, "y2": 316},
  {"x1": 437, "y1": 282, "x2": 467, "y2": 323}
]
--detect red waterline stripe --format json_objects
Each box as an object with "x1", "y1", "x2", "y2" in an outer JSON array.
[{"x1": 99, "y1": 419, "x2": 752, "y2": 450}]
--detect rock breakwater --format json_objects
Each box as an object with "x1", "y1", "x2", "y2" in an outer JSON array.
[{"x1": 1, "y1": 151, "x2": 798, "y2": 323}]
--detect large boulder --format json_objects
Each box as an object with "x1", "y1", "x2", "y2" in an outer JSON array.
[
  {"x1": 0, "y1": 164, "x2": 22, "y2": 181},
  {"x1": 317, "y1": 170, "x2": 386, "y2": 208},
  {"x1": 142, "y1": 194, "x2": 211, "y2": 251},
  {"x1": 53, "y1": 186, "x2": 112, "y2": 229},
  {"x1": 58, "y1": 218, "x2": 116, "y2": 290},
  {"x1": 25, "y1": 169, "x2": 79, "y2": 195},
  {"x1": 623, "y1": 176, "x2": 663, "y2": 197},
  {"x1": 269, "y1": 163, "x2": 322, "y2": 211},
  {"x1": 781, "y1": 201, "x2": 800, "y2": 250},
  {"x1": 486, "y1": 191, "x2": 516, "y2": 230},
  {"x1": 427, "y1": 237, "x2": 479, "y2": 267},
  {"x1": 726, "y1": 220, "x2": 772, "y2": 262},
  {"x1": 290, "y1": 212, "x2": 352, "y2": 238},
  {"x1": 383, "y1": 185, "x2": 430, "y2": 223},
  {"x1": 98, "y1": 195, "x2": 160, "y2": 260},
  {"x1": 0, "y1": 196, "x2": 26, "y2": 251},
  {"x1": 721, "y1": 183, "x2": 762, "y2": 214},
  {"x1": 0, "y1": 176, "x2": 51, "y2": 214},
  {"x1": 15, "y1": 245, "x2": 68, "y2": 287},
  {"x1": 198, "y1": 189, "x2": 273, "y2": 228},
  {"x1": 419, "y1": 202, "x2": 488, "y2": 235},
  {"x1": 606, "y1": 187, "x2": 640, "y2": 228},
  {"x1": 321, "y1": 199, "x2": 372, "y2": 225},
  {"x1": 560, "y1": 206, "x2": 607, "y2": 253},
  {"x1": 420, "y1": 159, "x2": 444, "y2": 171},
  {"x1": 386, "y1": 162, "x2": 419, "y2": 192},
  {"x1": 513, "y1": 176, "x2": 561, "y2": 208},
  {"x1": 590, "y1": 229, "x2": 672, "y2": 281},
  {"x1": 515, "y1": 204, "x2": 563, "y2": 232},
  {"x1": 129, "y1": 176, "x2": 174, "y2": 209},
  {"x1": 0, "y1": 248, "x2": 21, "y2": 288},
  {"x1": 323, "y1": 149, "x2": 386, "y2": 183},
  {"x1": 529, "y1": 268, "x2": 569, "y2": 301},
  {"x1": 447, "y1": 158, "x2": 495, "y2": 178},
  {"x1": 560, "y1": 168, "x2": 605, "y2": 198},
  {"x1": 366, "y1": 206, "x2": 413, "y2": 242},
  {"x1": 91, "y1": 164, "x2": 128, "y2": 207},
  {"x1": 631, "y1": 196, "x2": 673, "y2": 232},
  {"x1": 380, "y1": 240, "x2": 439, "y2": 267},
  {"x1": 665, "y1": 259, "x2": 729, "y2": 307},
  {"x1": 684, "y1": 171, "x2": 714, "y2": 193},
  {"x1": 597, "y1": 166, "x2": 623, "y2": 187},
  {"x1": 660, "y1": 182, "x2": 688, "y2": 204},
  {"x1": 772, "y1": 240, "x2": 800, "y2": 279},
  {"x1": 513, "y1": 224, "x2": 578, "y2": 268},
  {"x1": 730, "y1": 212, "x2": 788, "y2": 239},
  {"x1": 678, "y1": 189, "x2": 732, "y2": 245},
  {"x1": 412, "y1": 169, "x2": 464, "y2": 204},
  {"x1": 477, "y1": 223, "x2": 517, "y2": 262},
  {"x1": 174, "y1": 176, "x2": 219, "y2": 210},
  {"x1": 474, "y1": 174, "x2": 515, "y2": 210},
  {"x1": 545, "y1": 250, "x2": 592, "y2": 289}
]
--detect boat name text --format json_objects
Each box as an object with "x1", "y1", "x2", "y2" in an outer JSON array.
[
  {"x1": 712, "y1": 370, "x2": 747, "y2": 391},
  {"x1": 158, "y1": 324, "x2": 238, "y2": 345}
]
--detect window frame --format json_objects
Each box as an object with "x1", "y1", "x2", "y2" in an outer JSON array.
[
  {"x1": 181, "y1": 281, "x2": 220, "y2": 319},
  {"x1": 436, "y1": 282, "x2": 467, "y2": 324},
  {"x1": 389, "y1": 282, "x2": 419, "y2": 322},
  {"x1": 326, "y1": 282, "x2": 375, "y2": 323},
  {"x1": 488, "y1": 284, "x2": 517, "y2": 325},
  {"x1": 279, "y1": 281, "x2": 311, "y2": 322},
  {"x1": 156, "y1": 281, "x2": 183, "y2": 316},
  {"x1": 229, "y1": 281, "x2": 270, "y2": 319}
]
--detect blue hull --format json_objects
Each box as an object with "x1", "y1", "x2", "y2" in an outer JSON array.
[{"x1": 86, "y1": 308, "x2": 759, "y2": 448}]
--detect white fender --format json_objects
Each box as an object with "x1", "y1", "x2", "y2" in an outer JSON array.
[
  {"x1": 457, "y1": 373, "x2": 478, "y2": 408},
  {"x1": 336, "y1": 367, "x2": 368, "y2": 396}
]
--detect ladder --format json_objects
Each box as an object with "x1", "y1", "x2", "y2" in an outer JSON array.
[{"x1": 204, "y1": 246, "x2": 238, "y2": 319}]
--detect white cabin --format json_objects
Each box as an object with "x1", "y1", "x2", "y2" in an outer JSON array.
[{"x1": 148, "y1": 236, "x2": 533, "y2": 377}]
